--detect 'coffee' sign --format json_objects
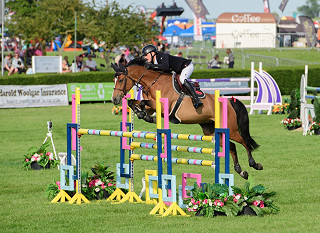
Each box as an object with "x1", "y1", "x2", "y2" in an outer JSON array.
[{"x1": 232, "y1": 14, "x2": 261, "y2": 23}]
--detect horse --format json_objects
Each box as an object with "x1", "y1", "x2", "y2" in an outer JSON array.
[{"x1": 111, "y1": 57, "x2": 262, "y2": 179}]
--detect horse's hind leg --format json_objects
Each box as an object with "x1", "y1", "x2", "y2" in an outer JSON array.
[{"x1": 230, "y1": 142, "x2": 248, "y2": 179}]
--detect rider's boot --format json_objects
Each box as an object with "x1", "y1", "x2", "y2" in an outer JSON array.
[{"x1": 183, "y1": 79, "x2": 203, "y2": 109}]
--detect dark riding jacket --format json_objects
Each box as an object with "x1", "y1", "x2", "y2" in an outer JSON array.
[{"x1": 149, "y1": 52, "x2": 191, "y2": 74}]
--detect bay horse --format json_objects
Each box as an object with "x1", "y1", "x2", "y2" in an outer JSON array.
[{"x1": 111, "y1": 58, "x2": 262, "y2": 179}]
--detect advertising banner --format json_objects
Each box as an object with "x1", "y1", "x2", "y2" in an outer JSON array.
[
  {"x1": 185, "y1": 0, "x2": 208, "y2": 18},
  {"x1": 299, "y1": 16, "x2": 316, "y2": 47},
  {"x1": 32, "y1": 56, "x2": 62, "y2": 74},
  {"x1": 67, "y1": 83, "x2": 114, "y2": 102},
  {"x1": 279, "y1": 0, "x2": 289, "y2": 12},
  {"x1": 0, "y1": 84, "x2": 68, "y2": 108}
]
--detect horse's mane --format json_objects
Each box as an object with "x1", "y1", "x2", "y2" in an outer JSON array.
[{"x1": 127, "y1": 57, "x2": 146, "y2": 67}]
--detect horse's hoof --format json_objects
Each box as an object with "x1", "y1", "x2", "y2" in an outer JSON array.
[
  {"x1": 254, "y1": 163, "x2": 263, "y2": 170},
  {"x1": 240, "y1": 171, "x2": 248, "y2": 179}
]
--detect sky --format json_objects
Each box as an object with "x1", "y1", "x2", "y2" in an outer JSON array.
[{"x1": 113, "y1": 0, "x2": 307, "y2": 19}]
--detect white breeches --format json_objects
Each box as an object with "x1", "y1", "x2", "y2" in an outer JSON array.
[{"x1": 179, "y1": 62, "x2": 194, "y2": 84}]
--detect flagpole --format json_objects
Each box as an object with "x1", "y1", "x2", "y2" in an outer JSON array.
[{"x1": 1, "y1": 0, "x2": 5, "y2": 76}]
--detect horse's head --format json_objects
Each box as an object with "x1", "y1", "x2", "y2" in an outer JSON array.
[
  {"x1": 111, "y1": 58, "x2": 147, "y2": 105},
  {"x1": 111, "y1": 62, "x2": 135, "y2": 105}
]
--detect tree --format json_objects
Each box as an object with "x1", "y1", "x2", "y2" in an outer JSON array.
[
  {"x1": 82, "y1": 1, "x2": 158, "y2": 69},
  {"x1": 7, "y1": 0, "x2": 86, "y2": 56},
  {"x1": 297, "y1": 0, "x2": 320, "y2": 18}
]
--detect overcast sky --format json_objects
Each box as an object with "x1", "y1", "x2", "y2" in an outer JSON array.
[{"x1": 113, "y1": 0, "x2": 306, "y2": 19}]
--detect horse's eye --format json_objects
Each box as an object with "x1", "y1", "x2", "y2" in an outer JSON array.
[{"x1": 119, "y1": 79, "x2": 123, "y2": 83}]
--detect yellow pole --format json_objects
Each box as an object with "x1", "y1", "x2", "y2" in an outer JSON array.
[
  {"x1": 75, "y1": 87, "x2": 80, "y2": 194},
  {"x1": 215, "y1": 90, "x2": 220, "y2": 128}
]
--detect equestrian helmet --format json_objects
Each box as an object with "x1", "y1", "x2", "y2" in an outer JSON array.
[{"x1": 141, "y1": 44, "x2": 158, "y2": 56}]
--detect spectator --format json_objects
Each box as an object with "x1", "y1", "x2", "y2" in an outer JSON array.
[
  {"x1": 34, "y1": 45, "x2": 43, "y2": 56},
  {"x1": 84, "y1": 54, "x2": 99, "y2": 71},
  {"x1": 119, "y1": 54, "x2": 127, "y2": 66},
  {"x1": 175, "y1": 52, "x2": 182, "y2": 57},
  {"x1": 11, "y1": 53, "x2": 25, "y2": 75},
  {"x1": 226, "y1": 49, "x2": 234, "y2": 68},
  {"x1": 75, "y1": 56, "x2": 84, "y2": 72},
  {"x1": 62, "y1": 56, "x2": 71, "y2": 73},
  {"x1": 208, "y1": 55, "x2": 221, "y2": 69},
  {"x1": 26, "y1": 44, "x2": 35, "y2": 66},
  {"x1": 4, "y1": 53, "x2": 13, "y2": 74}
]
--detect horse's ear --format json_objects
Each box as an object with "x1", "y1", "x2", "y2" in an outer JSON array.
[
  {"x1": 118, "y1": 62, "x2": 128, "y2": 74},
  {"x1": 111, "y1": 63, "x2": 119, "y2": 72}
]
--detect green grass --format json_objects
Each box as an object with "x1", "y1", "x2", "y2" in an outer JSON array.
[{"x1": 1, "y1": 102, "x2": 320, "y2": 232}]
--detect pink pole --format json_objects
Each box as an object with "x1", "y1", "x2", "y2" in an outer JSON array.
[
  {"x1": 218, "y1": 97, "x2": 228, "y2": 157},
  {"x1": 72, "y1": 94, "x2": 82, "y2": 151},
  {"x1": 159, "y1": 98, "x2": 169, "y2": 159},
  {"x1": 121, "y1": 94, "x2": 131, "y2": 150}
]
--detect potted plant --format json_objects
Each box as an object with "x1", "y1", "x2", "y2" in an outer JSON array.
[
  {"x1": 22, "y1": 142, "x2": 59, "y2": 170},
  {"x1": 186, "y1": 183, "x2": 240, "y2": 217},
  {"x1": 308, "y1": 121, "x2": 320, "y2": 135},
  {"x1": 231, "y1": 176, "x2": 279, "y2": 216},
  {"x1": 281, "y1": 118, "x2": 301, "y2": 130},
  {"x1": 88, "y1": 163, "x2": 117, "y2": 199}
]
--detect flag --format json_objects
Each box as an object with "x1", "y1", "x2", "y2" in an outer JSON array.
[
  {"x1": 279, "y1": 0, "x2": 289, "y2": 12},
  {"x1": 263, "y1": 0, "x2": 270, "y2": 13},
  {"x1": 185, "y1": 0, "x2": 209, "y2": 18},
  {"x1": 299, "y1": 16, "x2": 316, "y2": 47}
]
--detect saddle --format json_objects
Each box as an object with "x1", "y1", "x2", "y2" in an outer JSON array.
[
  {"x1": 169, "y1": 73, "x2": 205, "y2": 124},
  {"x1": 172, "y1": 73, "x2": 205, "y2": 98}
]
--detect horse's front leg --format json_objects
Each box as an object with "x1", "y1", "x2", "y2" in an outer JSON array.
[
  {"x1": 127, "y1": 99, "x2": 145, "y2": 119},
  {"x1": 139, "y1": 100, "x2": 156, "y2": 123}
]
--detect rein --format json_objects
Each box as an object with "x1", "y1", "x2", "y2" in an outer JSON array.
[{"x1": 114, "y1": 68, "x2": 163, "y2": 97}]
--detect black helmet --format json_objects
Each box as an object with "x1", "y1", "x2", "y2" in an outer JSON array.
[{"x1": 141, "y1": 44, "x2": 158, "y2": 56}]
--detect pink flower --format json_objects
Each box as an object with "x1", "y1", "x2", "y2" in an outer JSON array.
[
  {"x1": 101, "y1": 184, "x2": 106, "y2": 189},
  {"x1": 220, "y1": 202, "x2": 224, "y2": 207},
  {"x1": 260, "y1": 201, "x2": 264, "y2": 208},
  {"x1": 187, "y1": 208, "x2": 192, "y2": 212},
  {"x1": 191, "y1": 198, "x2": 196, "y2": 205},
  {"x1": 108, "y1": 183, "x2": 113, "y2": 186},
  {"x1": 203, "y1": 199, "x2": 208, "y2": 204},
  {"x1": 25, "y1": 158, "x2": 29, "y2": 162},
  {"x1": 224, "y1": 197, "x2": 227, "y2": 202},
  {"x1": 46, "y1": 152, "x2": 51, "y2": 156},
  {"x1": 213, "y1": 199, "x2": 220, "y2": 206},
  {"x1": 252, "y1": 200, "x2": 260, "y2": 206},
  {"x1": 196, "y1": 200, "x2": 201, "y2": 205}
]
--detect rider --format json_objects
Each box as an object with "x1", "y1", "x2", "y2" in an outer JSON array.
[{"x1": 141, "y1": 44, "x2": 203, "y2": 109}]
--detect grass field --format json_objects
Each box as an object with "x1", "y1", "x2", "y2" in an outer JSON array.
[{"x1": 1, "y1": 102, "x2": 319, "y2": 233}]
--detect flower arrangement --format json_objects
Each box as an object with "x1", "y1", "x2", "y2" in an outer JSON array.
[
  {"x1": 112, "y1": 106, "x2": 130, "y2": 115},
  {"x1": 112, "y1": 105, "x2": 122, "y2": 115},
  {"x1": 308, "y1": 121, "x2": 320, "y2": 135},
  {"x1": 272, "y1": 103, "x2": 290, "y2": 114},
  {"x1": 186, "y1": 183, "x2": 239, "y2": 217},
  {"x1": 45, "y1": 163, "x2": 117, "y2": 201},
  {"x1": 281, "y1": 118, "x2": 301, "y2": 130},
  {"x1": 23, "y1": 142, "x2": 59, "y2": 170},
  {"x1": 186, "y1": 177, "x2": 279, "y2": 217},
  {"x1": 231, "y1": 176, "x2": 279, "y2": 216}
]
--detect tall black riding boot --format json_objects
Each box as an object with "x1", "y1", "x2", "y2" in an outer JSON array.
[{"x1": 183, "y1": 80, "x2": 203, "y2": 108}]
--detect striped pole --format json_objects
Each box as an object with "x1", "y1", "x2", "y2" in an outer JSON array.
[
  {"x1": 130, "y1": 142, "x2": 214, "y2": 155},
  {"x1": 131, "y1": 154, "x2": 215, "y2": 167},
  {"x1": 78, "y1": 129, "x2": 215, "y2": 142}
]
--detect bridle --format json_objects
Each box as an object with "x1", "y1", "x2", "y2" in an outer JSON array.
[{"x1": 114, "y1": 67, "x2": 162, "y2": 97}]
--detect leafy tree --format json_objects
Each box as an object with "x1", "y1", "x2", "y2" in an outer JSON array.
[
  {"x1": 297, "y1": 0, "x2": 320, "y2": 18},
  {"x1": 82, "y1": 1, "x2": 158, "y2": 69},
  {"x1": 7, "y1": 0, "x2": 86, "y2": 56}
]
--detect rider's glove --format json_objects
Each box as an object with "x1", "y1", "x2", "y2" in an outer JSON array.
[{"x1": 145, "y1": 62, "x2": 154, "y2": 70}]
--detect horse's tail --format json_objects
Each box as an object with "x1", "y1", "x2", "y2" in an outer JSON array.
[{"x1": 229, "y1": 98, "x2": 259, "y2": 151}]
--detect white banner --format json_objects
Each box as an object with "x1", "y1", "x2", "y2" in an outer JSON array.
[
  {"x1": 0, "y1": 84, "x2": 68, "y2": 108},
  {"x1": 32, "y1": 56, "x2": 62, "y2": 74}
]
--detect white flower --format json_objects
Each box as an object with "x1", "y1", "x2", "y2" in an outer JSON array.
[
  {"x1": 36, "y1": 157, "x2": 41, "y2": 161},
  {"x1": 34, "y1": 153, "x2": 40, "y2": 157},
  {"x1": 95, "y1": 187, "x2": 100, "y2": 192},
  {"x1": 193, "y1": 205, "x2": 198, "y2": 210},
  {"x1": 31, "y1": 157, "x2": 36, "y2": 162},
  {"x1": 188, "y1": 202, "x2": 193, "y2": 207},
  {"x1": 209, "y1": 200, "x2": 213, "y2": 207},
  {"x1": 96, "y1": 180, "x2": 103, "y2": 186},
  {"x1": 244, "y1": 196, "x2": 248, "y2": 200}
]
